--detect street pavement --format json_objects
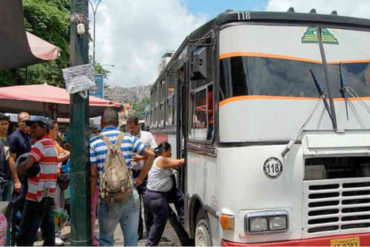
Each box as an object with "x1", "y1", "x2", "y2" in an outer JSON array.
[{"x1": 35, "y1": 211, "x2": 189, "y2": 246}]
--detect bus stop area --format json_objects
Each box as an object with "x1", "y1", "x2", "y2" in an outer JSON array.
[{"x1": 2, "y1": 0, "x2": 370, "y2": 246}]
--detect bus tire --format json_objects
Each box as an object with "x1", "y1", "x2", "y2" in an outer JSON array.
[{"x1": 195, "y1": 209, "x2": 212, "y2": 246}]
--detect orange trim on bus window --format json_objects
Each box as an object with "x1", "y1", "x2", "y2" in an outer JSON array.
[
  {"x1": 219, "y1": 52, "x2": 322, "y2": 64},
  {"x1": 219, "y1": 52, "x2": 370, "y2": 65},
  {"x1": 327, "y1": 59, "x2": 370, "y2": 64},
  {"x1": 219, "y1": 95, "x2": 370, "y2": 107}
]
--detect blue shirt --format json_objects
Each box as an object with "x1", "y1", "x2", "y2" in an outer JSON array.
[
  {"x1": 8, "y1": 129, "x2": 32, "y2": 158},
  {"x1": 89, "y1": 126, "x2": 147, "y2": 183}
]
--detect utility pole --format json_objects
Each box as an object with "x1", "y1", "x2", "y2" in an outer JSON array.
[
  {"x1": 89, "y1": 0, "x2": 102, "y2": 67},
  {"x1": 70, "y1": 0, "x2": 91, "y2": 246}
]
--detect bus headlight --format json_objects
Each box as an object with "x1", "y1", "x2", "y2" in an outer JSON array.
[
  {"x1": 249, "y1": 217, "x2": 268, "y2": 232},
  {"x1": 269, "y1": 215, "x2": 287, "y2": 230},
  {"x1": 246, "y1": 211, "x2": 288, "y2": 234}
]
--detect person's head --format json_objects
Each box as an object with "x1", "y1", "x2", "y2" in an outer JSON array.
[
  {"x1": 27, "y1": 117, "x2": 50, "y2": 140},
  {"x1": 126, "y1": 115, "x2": 140, "y2": 136},
  {"x1": 18, "y1": 112, "x2": 30, "y2": 134},
  {"x1": 101, "y1": 108, "x2": 119, "y2": 128},
  {"x1": 154, "y1": 142, "x2": 171, "y2": 158},
  {"x1": 0, "y1": 113, "x2": 10, "y2": 137},
  {"x1": 48, "y1": 120, "x2": 59, "y2": 140}
]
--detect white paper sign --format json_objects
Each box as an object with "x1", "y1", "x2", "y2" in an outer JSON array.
[{"x1": 62, "y1": 64, "x2": 95, "y2": 95}]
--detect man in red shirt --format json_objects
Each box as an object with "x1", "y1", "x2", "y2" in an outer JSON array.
[{"x1": 16, "y1": 117, "x2": 58, "y2": 246}]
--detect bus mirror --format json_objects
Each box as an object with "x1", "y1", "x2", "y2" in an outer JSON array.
[{"x1": 191, "y1": 47, "x2": 208, "y2": 80}]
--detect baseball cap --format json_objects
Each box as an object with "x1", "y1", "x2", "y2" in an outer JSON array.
[{"x1": 26, "y1": 116, "x2": 50, "y2": 128}]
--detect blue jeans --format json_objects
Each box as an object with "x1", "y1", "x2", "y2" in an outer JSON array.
[
  {"x1": 98, "y1": 189, "x2": 140, "y2": 246},
  {"x1": 0, "y1": 180, "x2": 13, "y2": 201}
]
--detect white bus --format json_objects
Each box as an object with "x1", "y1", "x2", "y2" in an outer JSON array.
[{"x1": 149, "y1": 9, "x2": 370, "y2": 246}]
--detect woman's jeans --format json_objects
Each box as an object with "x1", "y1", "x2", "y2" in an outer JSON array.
[
  {"x1": 98, "y1": 189, "x2": 140, "y2": 246},
  {"x1": 16, "y1": 197, "x2": 55, "y2": 246}
]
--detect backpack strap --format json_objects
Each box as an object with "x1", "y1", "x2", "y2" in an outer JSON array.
[
  {"x1": 114, "y1": 132, "x2": 125, "y2": 151},
  {"x1": 114, "y1": 132, "x2": 128, "y2": 168},
  {"x1": 99, "y1": 134, "x2": 113, "y2": 150}
]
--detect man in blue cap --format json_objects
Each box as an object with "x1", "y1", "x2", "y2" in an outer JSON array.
[{"x1": 16, "y1": 116, "x2": 58, "y2": 246}]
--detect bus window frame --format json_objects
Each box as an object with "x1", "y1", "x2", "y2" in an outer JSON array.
[
  {"x1": 166, "y1": 71, "x2": 176, "y2": 127},
  {"x1": 189, "y1": 81, "x2": 214, "y2": 142}
]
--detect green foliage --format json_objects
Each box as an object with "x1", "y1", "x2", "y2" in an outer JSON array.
[
  {"x1": 0, "y1": 0, "x2": 70, "y2": 87},
  {"x1": 93, "y1": 60, "x2": 111, "y2": 79},
  {"x1": 130, "y1": 97, "x2": 150, "y2": 119}
]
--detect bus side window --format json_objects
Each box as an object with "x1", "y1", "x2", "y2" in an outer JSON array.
[
  {"x1": 207, "y1": 84, "x2": 213, "y2": 140},
  {"x1": 190, "y1": 84, "x2": 213, "y2": 141}
]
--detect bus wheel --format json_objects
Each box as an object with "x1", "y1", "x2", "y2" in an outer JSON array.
[{"x1": 195, "y1": 210, "x2": 212, "y2": 246}]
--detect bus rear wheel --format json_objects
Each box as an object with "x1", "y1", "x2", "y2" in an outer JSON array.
[{"x1": 195, "y1": 210, "x2": 212, "y2": 246}]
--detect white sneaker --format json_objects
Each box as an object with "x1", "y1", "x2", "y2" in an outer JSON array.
[{"x1": 55, "y1": 236, "x2": 64, "y2": 246}]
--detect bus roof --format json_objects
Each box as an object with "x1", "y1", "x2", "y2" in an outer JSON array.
[{"x1": 151, "y1": 10, "x2": 370, "y2": 91}]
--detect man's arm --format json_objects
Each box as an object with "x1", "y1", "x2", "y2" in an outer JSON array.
[
  {"x1": 89, "y1": 142, "x2": 98, "y2": 201},
  {"x1": 90, "y1": 165, "x2": 98, "y2": 201},
  {"x1": 9, "y1": 153, "x2": 21, "y2": 192},
  {"x1": 17, "y1": 156, "x2": 35, "y2": 177},
  {"x1": 58, "y1": 150, "x2": 70, "y2": 163},
  {"x1": 134, "y1": 147, "x2": 154, "y2": 186}
]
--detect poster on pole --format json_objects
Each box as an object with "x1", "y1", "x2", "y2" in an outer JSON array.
[{"x1": 89, "y1": 74, "x2": 104, "y2": 98}]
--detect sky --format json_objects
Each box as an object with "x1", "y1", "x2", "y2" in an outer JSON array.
[{"x1": 91, "y1": 0, "x2": 370, "y2": 87}]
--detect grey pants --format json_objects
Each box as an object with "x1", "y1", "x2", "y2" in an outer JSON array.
[{"x1": 54, "y1": 184, "x2": 65, "y2": 210}]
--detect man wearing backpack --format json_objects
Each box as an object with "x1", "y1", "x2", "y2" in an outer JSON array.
[{"x1": 90, "y1": 108, "x2": 155, "y2": 246}]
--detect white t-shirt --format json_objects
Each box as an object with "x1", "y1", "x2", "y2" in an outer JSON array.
[{"x1": 131, "y1": 130, "x2": 157, "y2": 170}]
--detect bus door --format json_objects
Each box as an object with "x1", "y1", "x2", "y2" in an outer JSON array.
[{"x1": 176, "y1": 64, "x2": 187, "y2": 193}]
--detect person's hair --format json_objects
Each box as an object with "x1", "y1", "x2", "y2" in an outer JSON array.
[
  {"x1": 154, "y1": 142, "x2": 171, "y2": 156},
  {"x1": 0, "y1": 113, "x2": 9, "y2": 122},
  {"x1": 126, "y1": 115, "x2": 139, "y2": 125},
  {"x1": 18, "y1": 112, "x2": 29, "y2": 122},
  {"x1": 35, "y1": 121, "x2": 49, "y2": 133},
  {"x1": 102, "y1": 108, "x2": 119, "y2": 126},
  {"x1": 49, "y1": 120, "x2": 58, "y2": 131}
]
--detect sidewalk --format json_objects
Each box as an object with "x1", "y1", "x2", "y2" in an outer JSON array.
[{"x1": 35, "y1": 218, "x2": 183, "y2": 246}]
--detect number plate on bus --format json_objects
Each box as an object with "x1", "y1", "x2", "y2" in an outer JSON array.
[{"x1": 330, "y1": 237, "x2": 359, "y2": 247}]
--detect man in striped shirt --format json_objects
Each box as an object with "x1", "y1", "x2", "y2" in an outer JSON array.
[
  {"x1": 16, "y1": 116, "x2": 58, "y2": 246},
  {"x1": 90, "y1": 108, "x2": 155, "y2": 246}
]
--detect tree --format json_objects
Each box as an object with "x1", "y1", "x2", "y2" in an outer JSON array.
[
  {"x1": 0, "y1": 0, "x2": 70, "y2": 87},
  {"x1": 130, "y1": 97, "x2": 150, "y2": 119},
  {"x1": 0, "y1": 0, "x2": 110, "y2": 88}
]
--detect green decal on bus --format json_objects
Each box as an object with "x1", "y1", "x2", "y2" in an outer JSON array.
[{"x1": 302, "y1": 27, "x2": 339, "y2": 44}]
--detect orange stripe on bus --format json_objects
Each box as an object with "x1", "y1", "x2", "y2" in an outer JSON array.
[
  {"x1": 327, "y1": 59, "x2": 370, "y2": 64},
  {"x1": 219, "y1": 95, "x2": 370, "y2": 107},
  {"x1": 219, "y1": 52, "x2": 321, "y2": 63},
  {"x1": 219, "y1": 52, "x2": 370, "y2": 65}
]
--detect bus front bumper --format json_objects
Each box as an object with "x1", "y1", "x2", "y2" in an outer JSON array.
[{"x1": 221, "y1": 233, "x2": 370, "y2": 246}]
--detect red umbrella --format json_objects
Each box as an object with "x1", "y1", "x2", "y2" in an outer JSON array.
[
  {"x1": 0, "y1": 84, "x2": 121, "y2": 117},
  {"x1": 0, "y1": 1, "x2": 60, "y2": 70},
  {"x1": 26, "y1": 32, "x2": 59, "y2": 61}
]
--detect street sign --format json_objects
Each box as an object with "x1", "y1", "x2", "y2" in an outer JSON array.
[{"x1": 89, "y1": 74, "x2": 104, "y2": 98}]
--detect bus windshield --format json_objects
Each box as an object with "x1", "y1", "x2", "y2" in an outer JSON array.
[{"x1": 219, "y1": 26, "x2": 370, "y2": 100}]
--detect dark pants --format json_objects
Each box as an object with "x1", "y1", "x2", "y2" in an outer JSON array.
[
  {"x1": 0, "y1": 180, "x2": 13, "y2": 201},
  {"x1": 11, "y1": 180, "x2": 27, "y2": 245},
  {"x1": 167, "y1": 187, "x2": 184, "y2": 222},
  {"x1": 133, "y1": 169, "x2": 148, "y2": 238},
  {"x1": 144, "y1": 190, "x2": 169, "y2": 246},
  {"x1": 144, "y1": 188, "x2": 184, "y2": 246},
  {"x1": 16, "y1": 197, "x2": 55, "y2": 246}
]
